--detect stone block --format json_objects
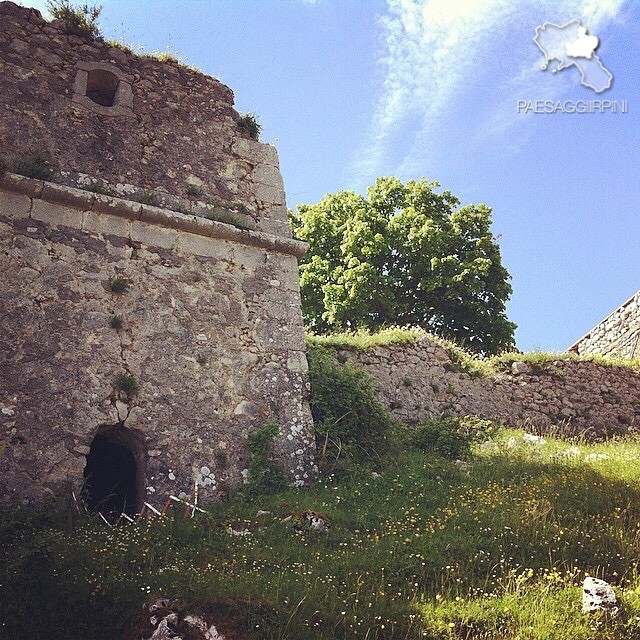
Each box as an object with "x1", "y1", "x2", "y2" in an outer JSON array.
[
  {"x1": 92, "y1": 193, "x2": 142, "y2": 221},
  {"x1": 0, "y1": 189, "x2": 31, "y2": 219},
  {"x1": 231, "y1": 138, "x2": 279, "y2": 167},
  {"x1": 0, "y1": 173, "x2": 43, "y2": 198},
  {"x1": 175, "y1": 231, "x2": 234, "y2": 261},
  {"x1": 257, "y1": 218, "x2": 293, "y2": 238},
  {"x1": 287, "y1": 350, "x2": 309, "y2": 373},
  {"x1": 41, "y1": 182, "x2": 94, "y2": 211},
  {"x1": 131, "y1": 220, "x2": 178, "y2": 250},
  {"x1": 251, "y1": 164, "x2": 285, "y2": 190},
  {"x1": 582, "y1": 576, "x2": 618, "y2": 614},
  {"x1": 261, "y1": 204, "x2": 289, "y2": 222},
  {"x1": 83, "y1": 210, "x2": 131, "y2": 238},
  {"x1": 254, "y1": 183, "x2": 285, "y2": 206},
  {"x1": 231, "y1": 244, "x2": 267, "y2": 271},
  {"x1": 31, "y1": 199, "x2": 83, "y2": 229}
]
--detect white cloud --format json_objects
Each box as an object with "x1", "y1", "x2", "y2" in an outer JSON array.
[{"x1": 349, "y1": 0, "x2": 628, "y2": 187}]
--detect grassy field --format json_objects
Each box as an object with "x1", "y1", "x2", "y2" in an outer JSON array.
[{"x1": 4, "y1": 428, "x2": 640, "y2": 639}]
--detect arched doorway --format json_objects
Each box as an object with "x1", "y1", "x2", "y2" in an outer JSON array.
[{"x1": 83, "y1": 427, "x2": 143, "y2": 517}]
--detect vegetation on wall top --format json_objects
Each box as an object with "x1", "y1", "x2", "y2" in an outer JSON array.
[
  {"x1": 46, "y1": 0, "x2": 102, "y2": 39},
  {"x1": 14, "y1": 153, "x2": 54, "y2": 181},
  {"x1": 237, "y1": 113, "x2": 262, "y2": 141},
  {"x1": 307, "y1": 327, "x2": 640, "y2": 377}
]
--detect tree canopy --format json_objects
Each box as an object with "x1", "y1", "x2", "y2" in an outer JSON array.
[{"x1": 290, "y1": 177, "x2": 516, "y2": 356}]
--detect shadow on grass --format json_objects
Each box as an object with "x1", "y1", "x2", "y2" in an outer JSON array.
[{"x1": 2, "y1": 449, "x2": 640, "y2": 639}]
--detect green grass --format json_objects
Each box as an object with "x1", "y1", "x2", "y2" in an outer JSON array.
[
  {"x1": 306, "y1": 327, "x2": 422, "y2": 350},
  {"x1": 490, "y1": 349, "x2": 640, "y2": 373},
  {"x1": 4, "y1": 428, "x2": 640, "y2": 638},
  {"x1": 46, "y1": 0, "x2": 102, "y2": 39},
  {"x1": 114, "y1": 372, "x2": 138, "y2": 397},
  {"x1": 14, "y1": 153, "x2": 54, "y2": 181},
  {"x1": 102, "y1": 39, "x2": 203, "y2": 71}
]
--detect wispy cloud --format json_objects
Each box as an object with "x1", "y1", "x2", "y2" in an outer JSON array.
[{"x1": 349, "y1": 0, "x2": 628, "y2": 187}]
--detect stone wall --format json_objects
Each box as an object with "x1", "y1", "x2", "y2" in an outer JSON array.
[
  {"x1": 0, "y1": 1, "x2": 315, "y2": 509},
  {"x1": 0, "y1": 173, "x2": 315, "y2": 506},
  {"x1": 0, "y1": 1, "x2": 290, "y2": 238},
  {"x1": 331, "y1": 336, "x2": 640, "y2": 437},
  {"x1": 569, "y1": 290, "x2": 640, "y2": 359}
]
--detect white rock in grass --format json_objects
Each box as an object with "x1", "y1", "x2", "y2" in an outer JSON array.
[
  {"x1": 454, "y1": 459, "x2": 472, "y2": 473},
  {"x1": 184, "y1": 615, "x2": 224, "y2": 639},
  {"x1": 522, "y1": 433, "x2": 546, "y2": 445},
  {"x1": 584, "y1": 453, "x2": 609, "y2": 462},
  {"x1": 143, "y1": 599, "x2": 225, "y2": 640},
  {"x1": 582, "y1": 576, "x2": 619, "y2": 614}
]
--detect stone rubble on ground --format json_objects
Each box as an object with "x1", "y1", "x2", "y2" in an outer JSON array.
[
  {"x1": 144, "y1": 598, "x2": 224, "y2": 640},
  {"x1": 454, "y1": 460, "x2": 472, "y2": 474},
  {"x1": 584, "y1": 453, "x2": 610, "y2": 462},
  {"x1": 522, "y1": 433, "x2": 546, "y2": 445},
  {"x1": 227, "y1": 526, "x2": 253, "y2": 537},
  {"x1": 582, "y1": 576, "x2": 619, "y2": 614}
]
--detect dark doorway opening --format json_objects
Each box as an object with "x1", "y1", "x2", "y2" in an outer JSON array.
[{"x1": 84, "y1": 432, "x2": 138, "y2": 516}]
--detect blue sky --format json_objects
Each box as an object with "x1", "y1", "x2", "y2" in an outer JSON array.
[{"x1": 22, "y1": 0, "x2": 640, "y2": 352}]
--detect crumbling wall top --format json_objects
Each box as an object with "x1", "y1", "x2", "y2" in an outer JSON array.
[{"x1": 0, "y1": 1, "x2": 290, "y2": 237}]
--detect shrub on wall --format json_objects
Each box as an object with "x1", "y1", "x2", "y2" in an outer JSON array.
[
  {"x1": 14, "y1": 154, "x2": 54, "y2": 181},
  {"x1": 46, "y1": 0, "x2": 102, "y2": 40},
  {"x1": 306, "y1": 345, "x2": 394, "y2": 474},
  {"x1": 245, "y1": 421, "x2": 288, "y2": 496},
  {"x1": 237, "y1": 113, "x2": 261, "y2": 141}
]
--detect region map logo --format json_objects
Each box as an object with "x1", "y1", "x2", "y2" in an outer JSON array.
[
  {"x1": 516, "y1": 19, "x2": 628, "y2": 115},
  {"x1": 534, "y1": 19, "x2": 612, "y2": 93}
]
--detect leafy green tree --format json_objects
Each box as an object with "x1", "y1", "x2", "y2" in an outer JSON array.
[{"x1": 290, "y1": 177, "x2": 516, "y2": 355}]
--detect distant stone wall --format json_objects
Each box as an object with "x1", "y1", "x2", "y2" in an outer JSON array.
[
  {"x1": 570, "y1": 291, "x2": 640, "y2": 359},
  {"x1": 331, "y1": 336, "x2": 640, "y2": 437},
  {"x1": 0, "y1": 174, "x2": 315, "y2": 505},
  {"x1": 0, "y1": 1, "x2": 290, "y2": 238}
]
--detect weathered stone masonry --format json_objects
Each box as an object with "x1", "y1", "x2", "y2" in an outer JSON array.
[
  {"x1": 332, "y1": 336, "x2": 640, "y2": 437},
  {"x1": 569, "y1": 290, "x2": 640, "y2": 360},
  {"x1": 0, "y1": 1, "x2": 290, "y2": 238},
  {"x1": 0, "y1": 1, "x2": 315, "y2": 508}
]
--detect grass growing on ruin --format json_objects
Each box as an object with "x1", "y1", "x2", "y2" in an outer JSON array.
[
  {"x1": 5, "y1": 428, "x2": 640, "y2": 638},
  {"x1": 47, "y1": 0, "x2": 102, "y2": 39},
  {"x1": 14, "y1": 153, "x2": 54, "y2": 181},
  {"x1": 307, "y1": 328, "x2": 640, "y2": 377},
  {"x1": 491, "y1": 349, "x2": 640, "y2": 372},
  {"x1": 238, "y1": 112, "x2": 262, "y2": 140},
  {"x1": 307, "y1": 326, "x2": 422, "y2": 350}
]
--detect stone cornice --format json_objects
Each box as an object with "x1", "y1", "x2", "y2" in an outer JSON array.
[{"x1": 0, "y1": 173, "x2": 308, "y2": 259}]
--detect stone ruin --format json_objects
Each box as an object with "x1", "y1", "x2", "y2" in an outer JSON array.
[
  {"x1": 0, "y1": 1, "x2": 316, "y2": 513},
  {"x1": 569, "y1": 289, "x2": 640, "y2": 360}
]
